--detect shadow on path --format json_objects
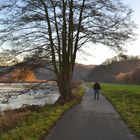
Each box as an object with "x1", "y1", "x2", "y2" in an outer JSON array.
[{"x1": 44, "y1": 86, "x2": 139, "y2": 140}]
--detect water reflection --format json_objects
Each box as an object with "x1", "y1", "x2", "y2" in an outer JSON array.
[{"x1": 0, "y1": 82, "x2": 60, "y2": 111}]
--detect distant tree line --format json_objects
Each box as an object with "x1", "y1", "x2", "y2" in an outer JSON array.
[
  {"x1": 102, "y1": 54, "x2": 140, "y2": 65},
  {"x1": 115, "y1": 68, "x2": 140, "y2": 84}
]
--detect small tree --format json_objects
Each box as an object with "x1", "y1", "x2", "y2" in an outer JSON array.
[{"x1": 0, "y1": 0, "x2": 135, "y2": 102}]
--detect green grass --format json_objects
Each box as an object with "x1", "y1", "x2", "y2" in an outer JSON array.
[
  {"x1": 101, "y1": 83, "x2": 140, "y2": 137},
  {"x1": 0, "y1": 84, "x2": 86, "y2": 140}
]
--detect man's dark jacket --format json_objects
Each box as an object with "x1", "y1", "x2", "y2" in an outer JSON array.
[{"x1": 93, "y1": 83, "x2": 101, "y2": 90}]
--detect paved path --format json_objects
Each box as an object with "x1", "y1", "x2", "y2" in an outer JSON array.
[{"x1": 44, "y1": 86, "x2": 139, "y2": 140}]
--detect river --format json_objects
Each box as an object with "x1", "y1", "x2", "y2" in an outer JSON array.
[{"x1": 0, "y1": 82, "x2": 60, "y2": 111}]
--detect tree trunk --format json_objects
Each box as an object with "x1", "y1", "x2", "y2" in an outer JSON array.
[{"x1": 56, "y1": 70, "x2": 72, "y2": 104}]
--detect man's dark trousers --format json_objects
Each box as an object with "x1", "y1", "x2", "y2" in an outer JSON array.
[{"x1": 94, "y1": 90, "x2": 99, "y2": 100}]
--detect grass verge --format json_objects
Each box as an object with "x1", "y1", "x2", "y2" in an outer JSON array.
[
  {"x1": 101, "y1": 83, "x2": 140, "y2": 138},
  {"x1": 0, "y1": 82, "x2": 86, "y2": 140}
]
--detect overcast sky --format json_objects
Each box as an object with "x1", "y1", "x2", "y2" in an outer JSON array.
[{"x1": 77, "y1": 0, "x2": 140, "y2": 65}]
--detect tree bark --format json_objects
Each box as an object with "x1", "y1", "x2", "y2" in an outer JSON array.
[{"x1": 57, "y1": 75, "x2": 72, "y2": 103}]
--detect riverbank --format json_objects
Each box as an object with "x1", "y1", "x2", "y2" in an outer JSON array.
[{"x1": 0, "y1": 81, "x2": 86, "y2": 140}]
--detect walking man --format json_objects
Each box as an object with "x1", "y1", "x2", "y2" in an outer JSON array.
[{"x1": 93, "y1": 81, "x2": 101, "y2": 100}]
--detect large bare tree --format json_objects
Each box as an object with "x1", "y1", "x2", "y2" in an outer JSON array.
[{"x1": 0, "y1": 0, "x2": 135, "y2": 101}]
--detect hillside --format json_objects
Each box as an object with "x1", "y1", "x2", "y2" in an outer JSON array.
[
  {"x1": 34, "y1": 63, "x2": 96, "y2": 81},
  {"x1": 0, "y1": 63, "x2": 95, "y2": 82},
  {"x1": 73, "y1": 64, "x2": 96, "y2": 80},
  {"x1": 87, "y1": 60, "x2": 140, "y2": 83},
  {"x1": 1, "y1": 60, "x2": 140, "y2": 83}
]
